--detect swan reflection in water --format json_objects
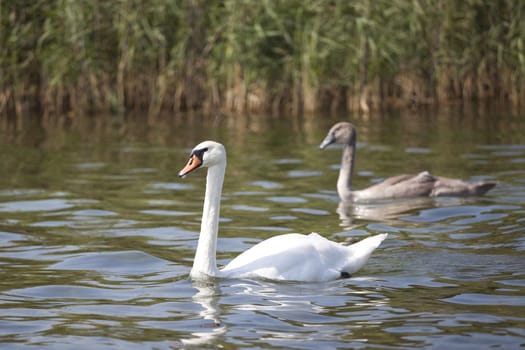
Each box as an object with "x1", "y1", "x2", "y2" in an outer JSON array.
[
  {"x1": 336, "y1": 198, "x2": 434, "y2": 226},
  {"x1": 336, "y1": 195, "x2": 491, "y2": 228},
  {"x1": 172, "y1": 278, "x2": 392, "y2": 349},
  {"x1": 172, "y1": 280, "x2": 226, "y2": 349}
]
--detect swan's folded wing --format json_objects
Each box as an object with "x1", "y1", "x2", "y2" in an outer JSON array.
[
  {"x1": 220, "y1": 233, "x2": 349, "y2": 282},
  {"x1": 431, "y1": 176, "x2": 496, "y2": 197}
]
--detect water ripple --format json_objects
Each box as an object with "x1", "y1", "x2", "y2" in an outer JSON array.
[{"x1": 0, "y1": 198, "x2": 75, "y2": 212}]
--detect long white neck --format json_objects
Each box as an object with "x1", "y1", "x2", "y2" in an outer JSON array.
[
  {"x1": 190, "y1": 161, "x2": 226, "y2": 278},
  {"x1": 337, "y1": 142, "x2": 355, "y2": 201}
]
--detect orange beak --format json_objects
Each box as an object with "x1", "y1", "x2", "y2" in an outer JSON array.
[{"x1": 178, "y1": 154, "x2": 202, "y2": 177}]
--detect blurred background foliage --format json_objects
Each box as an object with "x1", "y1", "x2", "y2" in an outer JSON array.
[{"x1": 1, "y1": 0, "x2": 524, "y2": 119}]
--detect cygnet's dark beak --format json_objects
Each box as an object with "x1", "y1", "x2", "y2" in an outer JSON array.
[{"x1": 319, "y1": 133, "x2": 336, "y2": 149}]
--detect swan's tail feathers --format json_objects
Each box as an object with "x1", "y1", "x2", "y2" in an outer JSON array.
[
  {"x1": 471, "y1": 181, "x2": 497, "y2": 196},
  {"x1": 342, "y1": 233, "x2": 387, "y2": 275}
]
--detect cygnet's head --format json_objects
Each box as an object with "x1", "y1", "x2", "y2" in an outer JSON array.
[{"x1": 320, "y1": 122, "x2": 357, "y2": 149}]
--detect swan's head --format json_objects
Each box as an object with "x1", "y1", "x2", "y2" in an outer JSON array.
[
  {"x1": 320, "y1": 122, "x2": 357, "y2": 149},
  {"x1": 178, "y1": 141, "x2": 226, "y2": 177}
]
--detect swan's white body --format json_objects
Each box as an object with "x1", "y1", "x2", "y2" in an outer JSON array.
[
  {"x1": 221, "y1": 232, "x2": 386, "y2": 281},
  {"x1": 179, "y1": 140, "x2": 387, "y2": 282}
]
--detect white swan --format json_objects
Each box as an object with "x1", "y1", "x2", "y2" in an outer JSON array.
[
  {"x1": 320, "y1": 122, "x2": 497, "y2": 202},
  {"x1": 179, "y1": 140, "x2": 387, "y2": 282}
]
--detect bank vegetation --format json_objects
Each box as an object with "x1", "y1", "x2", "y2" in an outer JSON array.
[{"x1": 1, "y1": 0, "x2": 524, "y2": 119}]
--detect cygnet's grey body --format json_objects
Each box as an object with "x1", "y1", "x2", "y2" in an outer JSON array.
[{"x1": 320, "y1": 122, "x2": 496, "y2": 202}]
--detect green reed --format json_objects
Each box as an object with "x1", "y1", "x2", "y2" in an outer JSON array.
[{"x1": 1, "y1": 0, "x2": 524, "y2": 120}]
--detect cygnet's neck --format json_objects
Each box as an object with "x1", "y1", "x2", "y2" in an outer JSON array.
[
  {"x1": 190, "y1": 162, "x2": 226, "y2": 278},
  {"x1": 337, "y1": 141, "x2": 356, "y2": 201}
]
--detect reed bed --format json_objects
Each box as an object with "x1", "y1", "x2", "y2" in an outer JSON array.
[{"x1": 1, "y1": 0, "x2": 524, "y2": 119}]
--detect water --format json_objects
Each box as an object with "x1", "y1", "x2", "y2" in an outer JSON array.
[{"x1": 0, "y1": 109, "x2": 524, "y2": 349}]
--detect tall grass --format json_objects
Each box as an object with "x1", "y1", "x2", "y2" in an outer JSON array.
[{"x1": 1, "y1": 0, "x2": 524, "y2": 119}]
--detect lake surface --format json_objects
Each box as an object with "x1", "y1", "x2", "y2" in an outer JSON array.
[{"x1": 0, "y1": 108, "x2": 524, "y2": 349}]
